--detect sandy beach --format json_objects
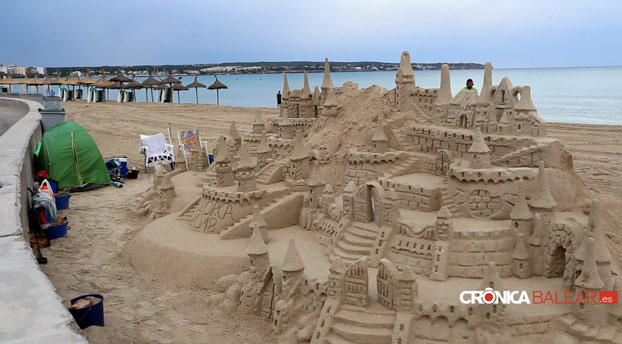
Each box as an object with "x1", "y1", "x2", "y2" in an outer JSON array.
[{"x1": 39, "y1": 101, "x2": 622, "y2": 343}]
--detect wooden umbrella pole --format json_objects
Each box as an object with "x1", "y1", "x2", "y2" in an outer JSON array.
[
  {"x1": 217, "y1": 89, "x2": 219, "y2": 105},
  {"x1": 195, "y1": 88, "x2": 198, "y2": 104}
]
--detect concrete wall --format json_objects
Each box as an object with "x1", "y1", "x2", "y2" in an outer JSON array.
[{"x1": 0, "y1": 97, "x2": 87, "y2": 344}]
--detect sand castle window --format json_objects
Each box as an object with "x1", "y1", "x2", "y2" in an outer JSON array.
[
  {"x1": 493, "y1": 305, "x2": 497, "y2": 313},
  {"x1": 450, "y1": 306, "x2": 455, "y2": 313}
]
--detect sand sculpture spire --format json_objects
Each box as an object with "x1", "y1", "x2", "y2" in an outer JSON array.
[
  {"x1": 510, "y1": 181, "x2": 533, "y2": 220},
  {"x1": 230, "y1": 121, "x2": 241, "y2": 147},
  {"x1": 371, "y1": 120, "x2": 389, "y2": 153},
  {"x1": 245, "y1": 225, "x2": 268, "y2": 256},
  {"x1": 279, "y1": 113, "x2": 294, "y2": 139},
  {"x1": 515, "y1": 86, "x2": 537, "y2": 111},
  {"x1": 282, "y1": 73, "x2": 290, "y2": 99},
  {"x1": 512, "y1": 233, "x2": 531, "y2": 278},
  {"x1": 256, "y1": 132, "x2": 271, "y2": 154},
  {"x1": 253, "y1": 111, "x2": 265, "y2": 134},
  {"x1": 214, "y1": 135, "x2": 230, "y2": 163},
  {"x1": 468, "y1": 127, "x2": 491, "y2": 168},
  {"x1": 575, "y1": 236, "x2": 605, "y2": 290},
  {"x1": 479, "y1": 262, "x2": 504, "y2": 291},
  {"x1": 478, "y1": 62, "x2": 493, "y2": 105},
  {"x1": 235, "y1": 143, "x2": 257, "y2": 192},
  {"x1": 312, "y1": 86, "x2": 321, "y2": 109},
  {"x1": 301, "y1": 72, "x2": 311, "y2": 99},
  {"x1": 436, "y1": 64, "x2": 452, "y2": 106},
  {"x1": 321, "y1": 58, "x2": 334, "y2": 90},
  {"x1": 578, "y1": 200, "x2": 612, "y2": 264},
  {"x1": 248, "y1": 205, "x2": 268, "y2": 243},
  {"x1": 528, "y1": 162, "x2": 556, "y2": 209},
  {"x1": 290, "y1": 130, "x2": 309, "y2": 161},
  {"x1": 529, "y1": 213, "x2": 544, "y2": 246},
  {"x1": 281, "y1": 239, "x2": 305, "y2": 272},
  {"x1": 395, "y1": 51, "x2": 415, "y2": 84}
]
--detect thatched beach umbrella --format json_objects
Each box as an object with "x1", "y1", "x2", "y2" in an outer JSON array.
[
  {"x1": 109, "y1": 71, "x2": 133, "y2": 101},
  {"x1": 161, "y1": 73, "x2": 181, "y2": 86},
  {"x1": 171, "y1": 82, "x2": 189, "y2": 104},
  {"x1": 2, "y1": 74, "x2": 17, "y2": 92},
  {"x1": 186, "y1": 76, "x2": 206, "y2": 104},
  {"x1": 31, "y1": 75, "x2": 45, "y2": 94},
  {"x1": 93, "y1": 73, "x2": 114, "y2": 100},
  {"x1": 20, "y1": 75, "x2": 33, "y2": 93},
  {"x1": 141, "y1": 72, "x2": 161, "y2": 102},
  {"x1": 208, "y1": 76, "x2": 228, "y2": 105},
  {"x1": 125, "y1": 77, "x2": 143, "y2": 101}
]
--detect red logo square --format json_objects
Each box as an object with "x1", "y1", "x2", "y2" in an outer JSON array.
[{"x1": 600, "y1": 291, "x2": 618, "y2": 304}]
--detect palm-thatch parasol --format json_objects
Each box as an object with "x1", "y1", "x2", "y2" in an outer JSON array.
[
  {"x1": 171, "y1": 82, "x2": 189, "y2": 104},
  {"x1": 92, "y1": 72, "x2": 114, "y2": 101},
  {"x1": 208, "y1": 76, "x2": 228, "y2": 105},
  {"x1": 125, "y1": 77, "x2": 143, "y2": 102},
  {"x1": 161, "y1": 73, "x2": 181, "y2": 86},
  {"x1": 20, "y1": 75, "x2": 33, "y2": 93},
  {"x1": 141, "y1": 71, "x2": 161, "y2": 102},
  {"x1": 109, "y1": 71, "x2": 133, "y2": 101},
  {"x1": 186, "y1": 76, "x2": 206, "y2": 104},
  {"x1": 30, "y1": 75, "x2": 45, "y2": 94}
]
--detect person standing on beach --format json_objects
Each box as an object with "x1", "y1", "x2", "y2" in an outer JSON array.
[
  {"x1": 463, "y1": 79, "x2": 477, "y2": 91},
  {"x1": 276, "y1": 91, "x2": 282, "y2": 108}
]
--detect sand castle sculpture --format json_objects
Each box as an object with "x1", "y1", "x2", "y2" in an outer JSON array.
[{"x1": 130, "y1": 51, "x2": 622, "y2": 343}]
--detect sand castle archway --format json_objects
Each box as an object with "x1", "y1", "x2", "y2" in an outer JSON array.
[
  {"x1": 435, "y1": 150, "x2": 451, "y2": 176},
  {"x1": 353, "y1": 182, "x2": 385, "y2": 226},
  {"x1": 544, "y1": 225, "x2": 574, "y2": 278}
]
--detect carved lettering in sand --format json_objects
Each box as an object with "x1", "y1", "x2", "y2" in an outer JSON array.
[{"x1": 192, "y1": 199, "x2": 234, "y2": 232}]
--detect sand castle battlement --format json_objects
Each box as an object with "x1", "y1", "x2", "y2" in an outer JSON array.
[{"x1": 126, "y1": 50, "x2": 621, "y2": 343}]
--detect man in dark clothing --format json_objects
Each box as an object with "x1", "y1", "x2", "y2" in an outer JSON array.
[
  {"x1": 276, "y1": 91, "x2": 282, "y2": 108},
  {"x1": 463, "y1": 79, "x2": 477, "y2": 91}
]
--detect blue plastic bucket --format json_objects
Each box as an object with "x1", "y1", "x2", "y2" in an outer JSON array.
[
  {"x1": 119, "y1": 158, "x2": 128, "y2": 178},
  {"x1": 46, "y1": 220, "x2": 68, "y2": 240},
  {"x1": 47, "y1": 179, "x2": 58, "y2": 194},
  {"x1": 208, "y1": 154, "x2": 214, "y2": 165},
  {"x1": 68, "y1": 294, "x2": 105, "y2": 329},
  {"x1": 54, "y1": 193, "x2": 71, "y2": 210}
]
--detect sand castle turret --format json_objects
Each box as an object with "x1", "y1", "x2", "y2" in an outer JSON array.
[
  {"x1": 478, "y1": 62, "x2": 493, "y2": 106},
  {"x1": 327, "y1": 257, "x2": 346, "y2": 296},
  {"x1": 246, "y1": 225, "x2": 269, "y2": 260},
  {"x1": 253, "y1": 111, "x2": 265, "y2": 134},
  {"x1": 279, "y1": 113, "x2": 294, "y2": 139},
  {"x1": 248, "y1": 205, "x2": 268, "y2": 243},
  {"x1": 230, "y1": 121, "x2": 241, "y2": 147},
  {"x1": 510, "y1": 181, "x2": 533, "y2": 238},
  {"x1": 395, "y1": 51, "x2": 415, "y2": 109},
  {"x1": 371, "y1": 120, "x2": 389, "y2": 153},
  {"x1": 468, "y1": 127, "x2": 491, "y2": 168},
  {"x1": 575, "y1": 200, "x2": 613, "y2": 288},
  {"x1": 301, "y1": 72, "x2": 311, "y2": 100},
  {"x1": 515, "y1": 86, "x2": 537, "y2": 112},
  {"x1": 574, "y1": 236, "x2": 608, "y2": 326},
  {"x1": 528, "y1": 213, "x2": 545, "y2": 276},
  {"x1": 159, "y1": 172, "x2": 176, "y2": 205},
  {"x1": 321, "y1": 58, "x2": 334, "y2": 93},
  {"x1": 281, "y1": 239, "x2": 305, "y2": 281},
  {"x1": 321, "y1": 89, "x2": 338, "y2": 117},
  {"x1": 435, "y1": 206, "x2": 453, "y2": 240},
  {"x1": 435, "y1": 64, "x2": 452, "y2": 122},
  {"x1": 528, "y1": 162, "x2": 556, "y2": 227},
  {"x1": 235, "y1": 143, "x2": 257, "y2": 192},
  {"x1": 312, "y1": 86, "x2": 320, "y2": 117},
  {"x1": 308, "y1": 161, "x2": 325, "y2": 208},
  {"x1": 255, "y1": 133, "x2": 272, "y2": 171},
  {"x1": 342, "y1": 181, "x2": 357, "y2": 219},
  {"x1": 395, "y1": 266, "x2": 418, "y2": 312},
  {"x1": 214, "y1": 135, "x2": 234, "y2": 187},
  {"x1": 281, "y1": 73, "x2": 290, "y2": 118},
  {"x1": 153, "y1": 164, "x2": 165, "y2": 187},
  {"x1": 430, "y1": 206, "x2": 453, "y2": 281},
  {"x1": 512, "y1": 233, "x2": 531, "y2": 278},
  {"x1": 240, "y1": 226, "x2": 269, "y2": 314},
  {"x1": 289, "y1": 131, "x2": 310, "y2": 180},
  {"x1": 479, "y1": 262, "x2": 504, "y2": 290}
]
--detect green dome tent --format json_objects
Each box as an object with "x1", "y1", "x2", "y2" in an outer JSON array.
[{"x1": 38, "y1": 121, "x2": 111, "y2": 190}]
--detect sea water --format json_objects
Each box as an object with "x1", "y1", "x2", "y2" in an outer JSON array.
[{"x1": 89, "y1": 67, "x2": 622, "y2": 125}]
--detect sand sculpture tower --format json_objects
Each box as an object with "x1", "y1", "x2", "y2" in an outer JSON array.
[
  {"x1": 574, "y1": 236, "x2": 606, "y2": 326},
  {"x1": 159, "y1": 172, "x2": 176, "y2": 205},
  {"x1": 320, "y1": 89, "x2": 338, "y2": 117},
  {"x1": 230, "y1": 121, "x2": 242, "y2": 148},
  {"x1": 529, "y1": 214, "x2": 545, "y2": 276},
  {"x1": 298, "y1": 72, "x2": 313, "y2": 118},
  {"x1": 240, "y1": 227, "x2": 270, "y2": 314},
  {"x1": 280, "y1": 114, "x2": 294, "y2": 139},
  {"x1": 435, "y1": 64, "x2": 452, "y2": 123},
  {"x1": 281, "y1": 73, "x2": 290, "y2": 118},
  {"x1": 512, "y1": 233, "x2": 532, "y2": 278},
  {"x1": 395, "y1": 51, "x2": 415, "y2": 110},
  {"x1": 253, "y1": 111, "x2": 265, "y2": 134},
  {"x1": 468, "y1": 127, "x2": 491, "y2": 168},
  {"x1": 372, "y1": 120, "x2": 389, "y2": 153},
  {"x1": 312, "y1": 86, "x2": 320, "y2": 118},
  {"x1": 214, "y1": 136, "x2": 234, "y2": 187},
  {"x1": 395, "y1": 267, "x2": 418, "y2": 312},
  {"x1": 248, "y1": 205, "x2": 268, "y2": 242},
  {"x1": 275, "y1": 239, "x2": 306, "y2": 334},
  {"x1": 255, "y1": 133, "x2": 272, "y2": 171},
  {"x1": 307, "y1": 161, "x2": 325, "y2": 208},
  {"x1": 235, "y1": 144, "x2": 257, "y2": 192},
  {"x1": 320, "y1": 58, "x2": 334, "y2": 103},
  {"x1": 528, "y1": 162, "x2": 556, "y2": 230},
  {"x1": 342, "y1": 181, "x2": 356, "y2": 219},
  {"x1": 430, "y1": 206, "x2": 453, "y2": 281},
  {"x1": 510, "y1": 181, "x2": 533, "y2": 238},
  {"x1": 477, "y1": 62, "x2": 494, "y2": 132},
  {"x1": 289, "y1": 131, "x2": 310, "y2": 181}
]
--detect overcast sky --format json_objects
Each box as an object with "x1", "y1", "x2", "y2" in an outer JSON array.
[{"x1": 2, "y1": 0, "x2": 621, "y2": 68}]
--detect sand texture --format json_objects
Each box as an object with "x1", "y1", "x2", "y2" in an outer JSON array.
[{"x1": 38, "y1": 101, "x2": 622, "y2": 343}]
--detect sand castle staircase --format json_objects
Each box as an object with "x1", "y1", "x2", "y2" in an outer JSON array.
[
  {"x1": 256, "y1": 161, "x2": 287, "y2": 185},
  {"x1": 324, "y1": 304, "x2": 396, "y2": 344},
  {"x1": 386, "y1": 155, "x2": 418, "y2": 177},
  {"x1": 440, "y1": 176, "x2": 460, "y2": 216},
  {"x1": 219, "y1": 189, "x2": 297, "y2": 239},
  {"x1": 392, "y1": 128, "x2": 415, "y2": 151},
  {"x1": 177, "y1": 195, "x2": 203, "y2": 221},
  {"x1": 329, "y1": 222, "x2": 382, "y2": 265},
  {"x1": 491, "y1": 142, "x2": 549, "y2": 167}
]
